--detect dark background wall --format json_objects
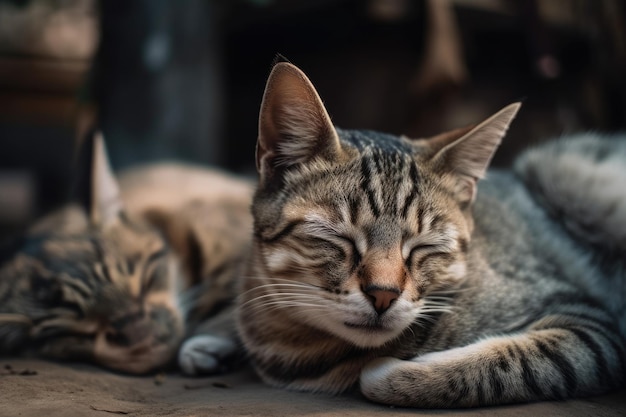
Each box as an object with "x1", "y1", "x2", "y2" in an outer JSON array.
[{"x1": 1, "y1": 0, "x2": 625, "y2": 234}]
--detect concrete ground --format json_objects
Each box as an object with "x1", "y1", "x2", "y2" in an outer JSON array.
[{"x1": 1, "y1": 358, "x2": 625, "y2": 417}]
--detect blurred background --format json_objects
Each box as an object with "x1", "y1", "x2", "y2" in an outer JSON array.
[{"x1": 0, "y1": 0, "x2": 625, "y2": 235}]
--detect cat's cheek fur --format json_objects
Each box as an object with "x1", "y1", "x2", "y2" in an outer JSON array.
[
  {"x1": 446, "y1": 260, "x2": 467, "y2": 281},
  {"x1": 265, "y1": 247, "x2": 303, "y2": 271}
]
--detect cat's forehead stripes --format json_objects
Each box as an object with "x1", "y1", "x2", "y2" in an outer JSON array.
[
  {"x1": 359, "y1": 153, "x2": 382, "y2": 218},
  {"x1": 272, "y1": 132, "x2": 433, "y2": 248},
  {"x1": 335, "y1": 129, "x2": 423, "y2": 221},
  {"x1": 401, "y1": 162, "x2": 421, "y2": 218},
  {"x1": 23, "y1": 216, "x2": 170, "y2": 303},
  {"x1": 360, "y1": 150, "x2": 421, "y2": 220}
]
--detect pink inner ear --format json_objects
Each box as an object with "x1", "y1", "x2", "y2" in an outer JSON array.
[{"x1": 257, "y1": 62, "x2": 341, "y2": 182}]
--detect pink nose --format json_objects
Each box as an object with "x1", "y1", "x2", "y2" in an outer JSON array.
[{"x1": 364, "y1": 286, "x2": 400, "y2": 314}]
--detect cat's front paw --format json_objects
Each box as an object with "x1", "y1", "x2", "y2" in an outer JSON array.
[
  {"x1": 360, "y1": 357, "x2": 434, "y2": 407},
  {"x1": 360, "y1": 357, "x2": 404, "y2": 404},
  {"x1": 178, "y1": 335, "x2": 238, "y2": 376}
]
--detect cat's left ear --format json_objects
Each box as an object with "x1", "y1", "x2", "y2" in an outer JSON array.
[
  {"x1": 75, "y1": 130, "x2": 123, "y2": 227},
  {"x1": 423, "y1": 102, "x2": 521, "y2": 204},
  {"x1": 256, "y1": 62, "x2": 342, "y2": 186}
]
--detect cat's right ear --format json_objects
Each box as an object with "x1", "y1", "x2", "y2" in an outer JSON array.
[
  {"x1": 256, "y1": 62, "x2": 341, "y2": 185},
  {"x1": 74, "y1": 130, "x2": 123, "y2": 228},
  {"x1": 421, "y1": 102, "x2": 521, "y2": 205}
]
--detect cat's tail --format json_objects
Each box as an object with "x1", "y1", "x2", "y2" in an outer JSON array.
[{"x1": 514, "y1": 133, "x2": 626, "y2": 252}]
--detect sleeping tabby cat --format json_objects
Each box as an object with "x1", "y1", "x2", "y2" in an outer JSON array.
[
  {"x1": 237, "y1": 62, "x2": 626, "y2": 407},
  {"x1": 0, "y1": 132, "x2": 252, "y2": 374}
]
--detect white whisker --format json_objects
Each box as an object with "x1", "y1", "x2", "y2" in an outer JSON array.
[
  {"x1": 240, "y1": 294, "x2": 327, "y2": 309},
  {"x1": 419, "y1": 308, "x2": 455, "y2": 314},
  {"x1": 245, "y1": 276, "x2": 324, "y2": 287},
  {"x1": 244, "y1": 301, "x2": 329, "y2": 314},
  {"x1": 241, "y1": 283, "x2": 321, "y2": 295},
  {"x1": 414, "y1": 314, "x2": 440, "y2": 325}
]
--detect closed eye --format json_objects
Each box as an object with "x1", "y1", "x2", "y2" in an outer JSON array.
[
  {"x1": 407, "y1": 244, "x2": 444, "y2": 265},
  {"x1": 300, "y1": 214, "x2": 363, "y2": 269},
  {"x1": 141, "y1": 249, "x2": 169, "y2": 294},
  {"x1": 337, "y1": 235, "x2": 361, "y2": 271},
  {"x1": 146, "y1": 247, "x2": 169, "y2": 265}
]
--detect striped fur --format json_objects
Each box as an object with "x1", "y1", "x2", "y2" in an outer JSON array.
[
  {"x1": 237, "y1": 62, "x2": 626, "y2": 407},
  {"x1": 0, "y1": 134, "x2": 253, "y2": 374}
]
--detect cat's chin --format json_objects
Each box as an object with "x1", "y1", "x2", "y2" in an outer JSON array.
[
  {"x1": 316, "y1": 318, "x2": 406, "y2": 348},
  {"x1": 299, "y1": 299, "x2": 418, "y2": 348},
  {"x1": 338, "y1": 323, "x2": 403, "y2": 348}
]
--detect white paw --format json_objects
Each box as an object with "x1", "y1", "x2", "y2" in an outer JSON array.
[
  {"x1": 178, "y1": 335, "x2": 237, "y2": 376},
  {"x1": 360, "y1": 357, "x2": 402, "y2": 400}
]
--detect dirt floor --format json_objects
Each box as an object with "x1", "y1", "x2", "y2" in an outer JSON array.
[{"x1": 1, "y1": 358, "x2": 625, "y2": 417}]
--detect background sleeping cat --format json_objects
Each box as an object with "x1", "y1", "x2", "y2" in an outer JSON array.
[
  {"x1": 237, "y1": 62, "x2": 625, "y2": 408},
  {"x1": 0, "y1": 132, "x2": 252, "y2": 374}
]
